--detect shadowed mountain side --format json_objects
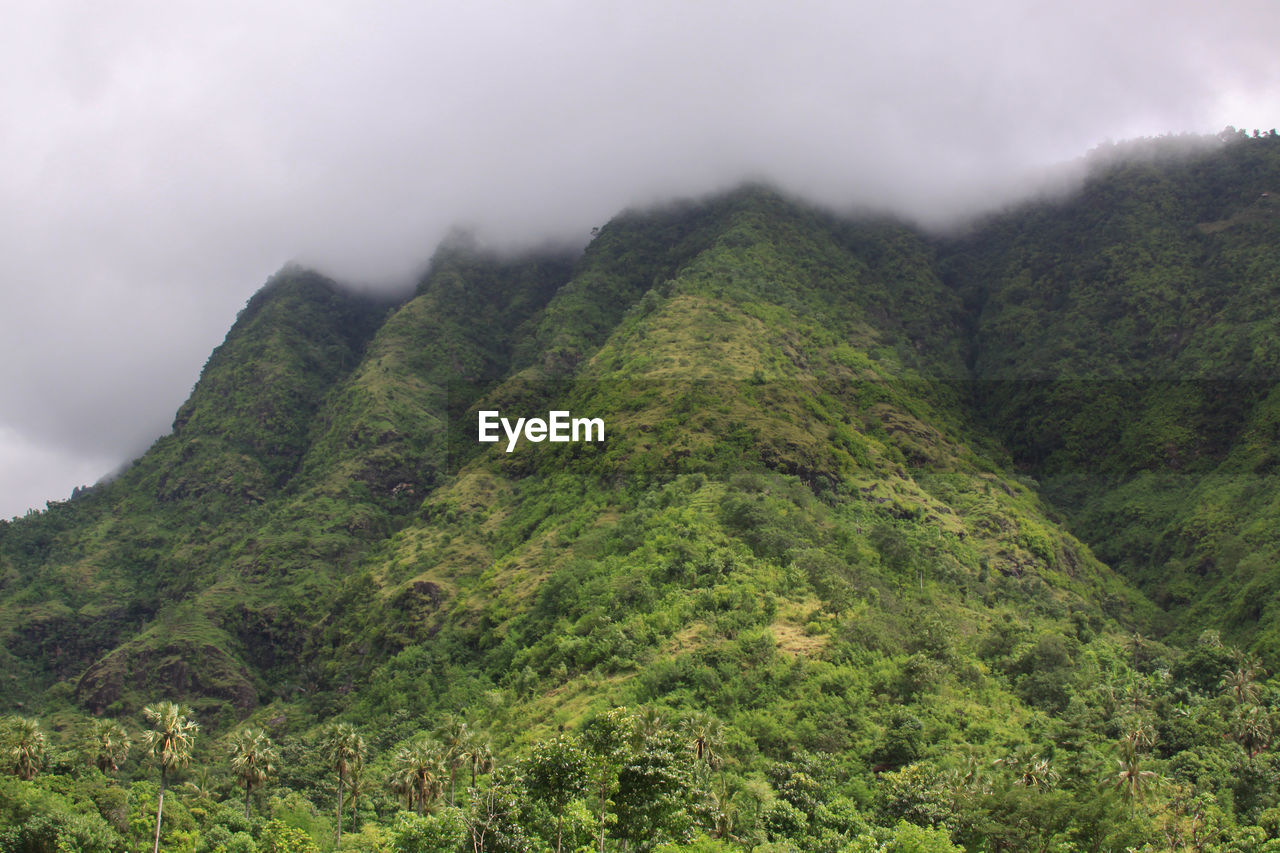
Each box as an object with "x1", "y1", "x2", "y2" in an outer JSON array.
[{"x1": 955, "y1": 131, "x2": 1280, "y2": 654}]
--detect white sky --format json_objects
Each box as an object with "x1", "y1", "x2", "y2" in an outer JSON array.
[{"x1": 2, "y1": 0, "x2": 1278, "y2": 519}]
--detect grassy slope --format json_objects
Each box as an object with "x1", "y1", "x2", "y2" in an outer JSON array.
[
  {"x1": 0, "y1": 250, "x2": 575, "y2": 719},
  {"x1": 295, "y1": 189, "x2": 1154, "y2": 790},
  {"x1": 0, "y1": 269, "x2": 388, "y2": 716}
]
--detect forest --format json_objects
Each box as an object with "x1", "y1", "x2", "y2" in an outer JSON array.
[{"x1": 3, "y1": 130, "x2": 1280, "y2": 851}]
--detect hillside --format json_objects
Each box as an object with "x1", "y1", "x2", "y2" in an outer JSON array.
[
  {"x1": 2, "y1": 132, "x2": 1280, "y2": 851},
  {"x1": 956, "y1": 129, "x2": 1280, "y2": 655}
]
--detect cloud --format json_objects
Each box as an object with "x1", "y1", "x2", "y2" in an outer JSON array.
[
  {"x1": 0, "y1": 424, "x2": 116, "y2": 520},
  {"x1": 1, "y1": 0, "x2": 1277, "y2": 517}
]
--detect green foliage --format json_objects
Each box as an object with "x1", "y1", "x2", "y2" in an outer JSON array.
[
  {"x1": 846, "y1": 820, "x2": 963, "y2": 853},
  {"x1": 388, "y1": 737, "x2": 444, "y2": 816},
  {"x1": 318, "y1": 722, "x2": 365, "y2": 846},
  {"x1": 5, "y1": 137, "x2": 1280, "y2": 850},
  {"x1": 143, "y1": 702, "x2": 198, "y2": 779},
  {"x1": 612, "y1": 727, "x2": 701, "y2": 851},
  {"x1": 260, "y1": 819, "x2": 320, "y2": 853},
  {"x1": 228, "y1": 727, "x2": 276, "y2": 819},
  {"x1": 522, "y1": 734, "x2": 589, "y2": 852},
  {"x1": 1, "y1": 716, "x2": 46, "y2": 781},
  {"x1": 89, "y1": 719, "x2": 130, "y2": 775},
  {"x1": 958, "y1": 132, "x2": 1280, "y2": 648},
  {"x1": 390, "y1": 808, "x2": 467, "y2": 853}
]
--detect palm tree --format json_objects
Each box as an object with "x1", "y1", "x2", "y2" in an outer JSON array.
[
  {"x1": 633, "y1": 706, "x2": 666, "y2": 747},
  {"x1": 1124, "y1": 676, "x2": 1151, "y2": 714},
  {"x1": 229, "y1": 727, "x2": 277, "y2": 820},
  {"x1": 1221, "y1": 664, "x2": 1264, "y2": 706},
  {"x1": 142, "y1": 702, "x2": 198, "y2": 853},
  {"x1": 710, "y1": 777, "x2": 739, "y2": 841},
  {"x1": 347, "y1": 760, "x2": 367, "y2": 832},
  {"x1": 319, "y1": 722, "x2": 365, "y2": 847},
  {"x1": 1020, "y1": 755, "x2": 1060, "y2": 789},
  {"x1": 390, "y1": 738, "x2": 445, "y2": 815},
  {"x1": 3, "y1": 716, "x2": 46, "y2": 781},
  {"x1": 1233, "y1": 705, "x2": 1273, "y2": 759},
  {"x1": 684, "y1": 711, "x2": 724, "y2": 773},
  {"x1": 995, "y1": 746, "x2": 1060, "y2": 789},
  {"x1": 468, "y1": 738, "x2": 495, "y2": 790},
  {"x1": 1122, "y1": 719, "x2": 1157, "y2": 758},
  {"x1": 1113, "y1": 754, "x2": 1158, "y2": 808},
  {"x1": 436, "y1": 715, "x2": 470, "y2": 806},
  {"x1": 180, "y1": 767, "x2": 216, "y2": 805},
  {"x1": 91, "y1": 719, "x2": 131, "y2": 775}
]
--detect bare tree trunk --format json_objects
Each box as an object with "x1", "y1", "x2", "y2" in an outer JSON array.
[
  {"x1": 153, "y1": 769, "x2": 166, "y2": 853},
  {"x1": 597, "y1": 784, "x2": 607, "y2": 853},
  {"x1": 336, "y1": 772, "x2": 344, "y2": 848},
  {"x1": 244, "y1": 783, "x2": 251, "y2": 821}
]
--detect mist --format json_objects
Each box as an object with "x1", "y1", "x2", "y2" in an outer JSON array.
[{"x1": 1, "y1": 0, "x2": 1277, "y2": 518}]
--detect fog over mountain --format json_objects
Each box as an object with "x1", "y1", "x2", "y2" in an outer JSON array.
[{"x1": 1, "y1": 0, "x2": 1277, "y2": 519}]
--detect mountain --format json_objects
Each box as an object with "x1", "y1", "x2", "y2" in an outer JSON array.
[
  {"x1": 955, "y1": 129, "x2": 1280, "y2": 655},
  {"x1": 3, "y1": 130, "x2": 1280, "y2": 851}
]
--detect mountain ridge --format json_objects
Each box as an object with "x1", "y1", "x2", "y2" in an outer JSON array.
[{"x1": 4, "y1": 130, "x2": 1280, "y2": 852}]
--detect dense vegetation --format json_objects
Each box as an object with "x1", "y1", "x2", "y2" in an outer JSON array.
[{"x1": 3, "y1": 130, "x2": 1280, "y2": 850}]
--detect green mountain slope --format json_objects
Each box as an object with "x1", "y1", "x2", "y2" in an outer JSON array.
[
  {"x1": 955, "y1": 130, "x2": 1280, "y2": 655},
  {"x1": 5, "y1": 136, "x2": 1280, "y2": 850},
  {"x1": 333, "y1": 188, "x2": 1147, "y2": 733},
  {"x1": 0, "y1": 270, "x2": 389, "y2": 712}
]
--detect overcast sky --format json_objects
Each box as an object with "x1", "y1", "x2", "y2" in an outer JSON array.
[{"x1": 1, "y1": 0, "x2": 1277, "y2": 519}]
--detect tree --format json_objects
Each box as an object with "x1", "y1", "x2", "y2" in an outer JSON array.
[
  {"x1": 391, "y1": 810, "x2": 468, "y2": 853},
  {"x1": 347, "y1": 758, "x2": 367, "y2": 832},
  {"x1": 465, "y1": 765, "x2": 532, "y2": 853},
  {"x1": 1121, "y1": 719, "x2": 1156, "y2": 758},
  {"x1": 437, "y1": 714, "x2": 471, "y2": 807},
  {"x1": 142, "y1": 701, "x2": 198, "y2": 853},
  {"x1": 469, "y1": 738, "x2": 495, "y2": 790},
  {"x1": 318, "y1": 722, "x2": 365, "y2": 848},
  {"x1": 1123, "y1": 676, "x2": 1151, "y2": 715},
  {"x1": 229, "y1": 727, "x2": 277, "y2": 820},
  {"x1": 90, "y1": 718, "x2": 131, "y2": 775},
  {"x1": 708, "y1": 777, "x2": 739, "y2": 842},
  {"x1": 261, "y1": 818, "x2": 321, "y2": 853},
  {"x1": 1112, "y1": 754, "x2": 1158, "y2": 808},
  {"x1": 995, "y1": 747, "x2": 1060, "y2": 789},
  {"x1": 1131, "y1": 632, "x2": 1146, "y2": 670},
  {"x1": 524, "y1": 734, "x2": 589, "y2": 853},
  {"x1": 181, "y1": 766, "x2": 216, "y2": 804},
  {"x1": 683, "y1": 711, "x2": 724, "y2": 774},
  {"x1": 580, "y1": 708, "x2": 634, "y2": 853},
  {"x1": 391, "y1": 737, "x2": 445, "y2": 816},
  {"x1": 2, "y1": 716, "x2": 46, "y2": 781},
  {"x1": 1232, "y1": 705, "x2": 1273, "y2": 760},
  {"x1": 1221, "y1": 660, "x2": 1263, "y2": 706},
  {"x1": 872, "y1": 820, "x2": 964, "y2": 852},
  {"x1": 634, "y1": 707, "x2": 667, "y2": 745},
  {"x1": 613, "y1": 726, "x2": 699, "y2": 851}
]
